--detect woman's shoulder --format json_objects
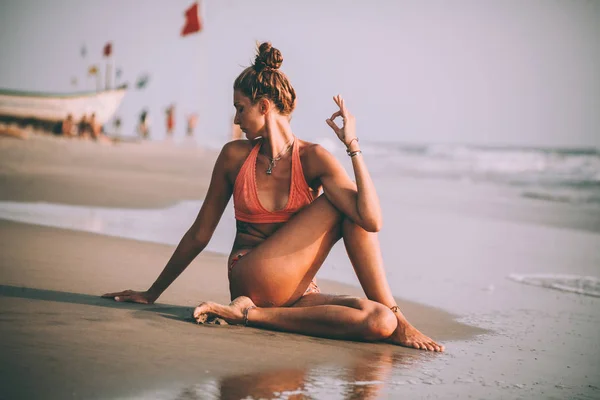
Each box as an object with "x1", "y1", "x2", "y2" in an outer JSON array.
[
  {"x1": 297, "y1": 138, "x2": 339, "y2": 176},
  {"x1": 298, "y1": 139, "x2": 327, "y2": 157},
  {"x1": 298, "y1": 139, "x2": 337, "y2": 162},
  {"x1": 217, "y1": 139, "x2": 256, "y2": 174},
  {"x1": 219, "y1": 139, "x2": 255, "y2": 159}
]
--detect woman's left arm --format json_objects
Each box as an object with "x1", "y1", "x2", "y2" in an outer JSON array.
[{"x1": 316, "y1": 95, "x2": 382, "y2": 232}]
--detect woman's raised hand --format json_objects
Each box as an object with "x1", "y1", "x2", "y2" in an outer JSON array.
[
  {"x1": 101, "y1": 289, "x2": 157, "y2": 304},
  {"x1": 326, "y1": 94, "x2": 357, "y2": 147}
]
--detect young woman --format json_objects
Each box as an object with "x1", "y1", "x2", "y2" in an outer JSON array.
[{"x1": 103, "y1": 42, "x2": 443, "y2": 352}]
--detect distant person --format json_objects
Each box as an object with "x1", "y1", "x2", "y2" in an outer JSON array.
[
  {"x1": 138, "y1": 110, "x2": 150, "y2": 139},
  {"x1": 61, "y1": 114, "x2": 74, "y2": 137},
  {"x1": 165, "y1": 105, "x2": 175, "y2": 137},
  {"x1": 103, "y1": 42, "x2": 443, "y2": 352},
  {"x1": 113, "y1": 117, "x2": 122, "y2": 138},
  {"x1": 186, "y1": 113, "x2": 198, "y2": 137},
  {"x1": 89, "y1": 113, "x2": 101, "y2": 140},
  {"x1": 77, "y1": 115, "x2": 90, "y2": 138}
]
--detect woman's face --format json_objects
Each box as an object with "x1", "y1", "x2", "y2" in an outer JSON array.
[{"x1": 233, "y1": 90, "x2": 265, "y2": 140}]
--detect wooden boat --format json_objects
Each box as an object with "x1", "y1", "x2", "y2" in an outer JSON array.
[{"x1": 0, "y1": 85, "x2": 127, "y2": 127}]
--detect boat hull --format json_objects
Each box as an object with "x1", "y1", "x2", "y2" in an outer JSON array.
[{"x1": 0, "y1": 87, "x2": 126, "y2": 125}]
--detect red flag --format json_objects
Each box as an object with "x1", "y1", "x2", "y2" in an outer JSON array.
[
  {"x1": 181, "y1": 2, "x2": 202, "y2": 36},
  {"x1": 103, "y1": 42, "x2": 112, "y2": 57}
]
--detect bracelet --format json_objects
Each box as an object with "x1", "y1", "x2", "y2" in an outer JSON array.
[
  {"x1": 345, "y1": 137, "x2": 359, "y2": 148},
  {"x1": 347, "y1": 150, "x2": 362, "y2": 157},
  {"x1": 243, "y1": 305, "x2": 256, "y2": 326}
]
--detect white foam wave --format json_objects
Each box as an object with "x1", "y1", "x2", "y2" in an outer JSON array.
[{"x1": 507, "y1": 273, "x2": 600, "y2": 298}]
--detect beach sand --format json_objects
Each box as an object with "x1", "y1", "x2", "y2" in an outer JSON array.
[{"x1": 0, "y1": 135, "x2": 483, "y2": 399}]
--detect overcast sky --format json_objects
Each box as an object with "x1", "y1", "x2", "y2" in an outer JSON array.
[{"x1": 1, "y1": 0, "x2": 599, "y2": 148}]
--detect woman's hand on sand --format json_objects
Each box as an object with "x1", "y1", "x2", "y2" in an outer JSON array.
[
  {"x1": 101, "y1": 289, "x2": 157, "y2": 304},
  {"x1": 325, "y1": 94, "x2": 357, "y2": 148}
]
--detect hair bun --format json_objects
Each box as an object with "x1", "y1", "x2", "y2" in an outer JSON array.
[{"x1": 254, "y1": 42, "x2": 283, "y2": 72}]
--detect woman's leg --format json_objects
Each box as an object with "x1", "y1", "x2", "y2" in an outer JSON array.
[
  {"x1": 194, "y1": 294, "x2": 398, "y2": 342},
  {"x1": 341, "y1": 218, "x2": 444, "y2": 351},
  {"x1": 228, "y1": 195, "x2": 344, "y2": 306},
  {"x1": 225, "y1": 195, "x2": 443, "y2": 351}
]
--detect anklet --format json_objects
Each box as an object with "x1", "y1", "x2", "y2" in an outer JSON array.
[
  {"x1": 390, "y1": 305, "x2": 400, "y2": 313},
  {"x1": 243, "y1": 306, "x2": 256, "y2": 326}
]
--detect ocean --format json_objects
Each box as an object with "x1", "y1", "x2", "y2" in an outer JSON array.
[{"x1": 324, "y1": 138, "x2": 600, "y2": 207}]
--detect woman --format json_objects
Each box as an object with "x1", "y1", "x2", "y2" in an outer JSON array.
[{"x1": 103, "y1": 42, "x2": 443, "y2": 352}]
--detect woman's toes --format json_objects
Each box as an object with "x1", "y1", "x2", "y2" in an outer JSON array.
[{"x1": 193, "y1": 303, "x2": 212, "y2": 324}]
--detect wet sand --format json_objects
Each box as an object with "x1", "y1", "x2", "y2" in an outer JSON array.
[{"x1": 0, "y1": 135, "x2": 481, "y2": 399}]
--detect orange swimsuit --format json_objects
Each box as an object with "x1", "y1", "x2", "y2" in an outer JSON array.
[
  {"x1": 230, "y1": 137, "x2": 320, "y2": 294},
  {"x1": 233, "y1": 137, "x2": 316, "y2": 223}
]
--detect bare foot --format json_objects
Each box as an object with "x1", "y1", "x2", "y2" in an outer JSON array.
[
  {"x1": 193, "y1": 296, "x2": 256, "y2": 325},
  {"x1": 387, "y1": 312, "x2": 444, "y2": 352}
]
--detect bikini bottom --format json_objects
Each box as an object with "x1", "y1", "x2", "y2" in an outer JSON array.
[{"x1": 229, "y1": 251, "x2": 320, "y2": 295}]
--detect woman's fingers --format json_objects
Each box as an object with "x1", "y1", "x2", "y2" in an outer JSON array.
[
  {"x1": 101, "y1": 290, "x2": 129, "y2": 298},
  {"x1": 102, "y1": 289, "x2": 145, "y2": 303},
  {"x1": 333, "y1": 95, "x2": 350, "y2": 119},
  {"x1": 329, "y1": 110, "x2": 342, "y2": 121},
  {"x1": 328, "y1": 94, "x2": 354, "y2": 141},
  {"x1": 115, "y1": 294, "x2": 147, "y2": 303},
  {"x1": 326, "y1": 118, "x2": 341, "y2": 134}
]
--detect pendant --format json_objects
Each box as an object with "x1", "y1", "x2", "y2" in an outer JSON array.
[{"x1": 266, "y1": 160, "x2": 274, "y2": 175}]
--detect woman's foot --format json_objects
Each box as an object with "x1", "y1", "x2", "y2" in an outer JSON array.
[
  {"x1": 387, "y1": 312, "x2": 444, "y2": 352},
  {"x1": 193, "y1": 296, "x2": 256, "y2": 325}
]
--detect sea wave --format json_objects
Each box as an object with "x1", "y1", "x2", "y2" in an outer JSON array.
[
  {"x1": 335, "y1": 140, "x2": 600, "y2": 206},
  {"x1": 507, "y1": 273, "x2": 600, "y2": 298}
]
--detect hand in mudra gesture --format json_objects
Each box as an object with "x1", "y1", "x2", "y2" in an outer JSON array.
[{"x1": 326, "y1": 94, "x2": 357, "y2": 147}]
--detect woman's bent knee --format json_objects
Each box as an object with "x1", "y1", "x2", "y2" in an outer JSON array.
[{"x1": 362, "y1": 303, "x2": 398, "y2": 341}]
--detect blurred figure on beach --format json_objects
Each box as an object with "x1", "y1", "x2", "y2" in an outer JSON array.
[
  {"x1": 77, "y1": 114, "x2": 90, "y2": 138},
  {"x1": 165, "y1": 105, "x2": 175, "y2": 138},
  {"x1": 113, "y1": 117, "x2": 122, "y2": 138},
  {"x1": 186, "y1": 113, "x2": 198, "y2": 138},
  {"x1": 61, "y1": 114, "x2": 74, "y2": 137},
  {"x1": 89, "y1": 113, "x2": 101, "y2": 140},
  {"x1": 137, "y1": 109, "x2": 150, "y2": 139}
]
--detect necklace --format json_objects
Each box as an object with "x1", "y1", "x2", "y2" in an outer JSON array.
[{"x1": 265, "y1": 137, "x2": 295, "y2": 175}]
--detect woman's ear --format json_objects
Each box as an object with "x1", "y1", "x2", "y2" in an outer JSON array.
[{"x1": 259, "y1": 98, "x2": 271, "y2": 115}]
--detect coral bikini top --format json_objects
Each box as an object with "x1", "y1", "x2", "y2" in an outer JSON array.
[{"x1": 233, "y1": 138, "x2": 317, "y2": 224}]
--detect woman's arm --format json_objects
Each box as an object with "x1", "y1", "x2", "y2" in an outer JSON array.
[
  {"x1": 317, "y1": 95, "x2": 382, "y2": 232},
  {"x1": 102, "y1": 143, "x2": 235, "y2": 303}
]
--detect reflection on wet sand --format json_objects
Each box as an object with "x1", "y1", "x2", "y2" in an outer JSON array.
[{"x1": 173, "y1": 348, "x2": 411, "y2": 400}]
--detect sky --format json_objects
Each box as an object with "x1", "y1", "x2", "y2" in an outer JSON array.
[{"x1": 0, "y1": 0, "x2": 599, "y2": 148}]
